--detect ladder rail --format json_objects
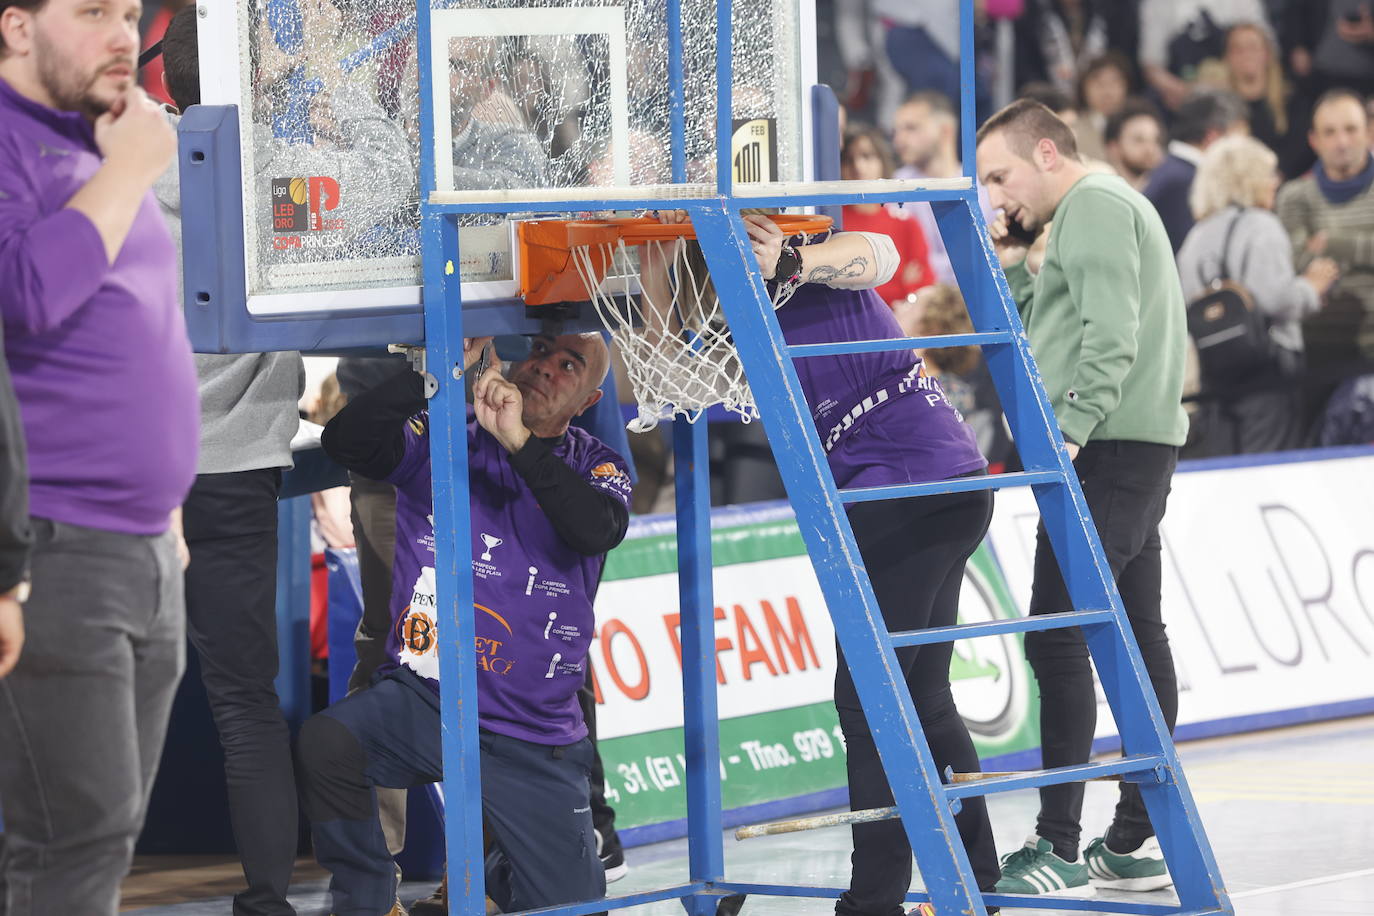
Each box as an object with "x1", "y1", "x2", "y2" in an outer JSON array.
[
  {"x1": 674, "y1": 418, "x2": 726, "y2": 903},
  {"x1": 937, "y1": 196, "x2": 1233, "y2": 913},
  {"x1": 691, "y1": 202, "x2": 987, "y2": 914}
]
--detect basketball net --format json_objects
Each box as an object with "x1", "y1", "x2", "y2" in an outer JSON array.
[{"x1": 518, "y1": 216, "x2": 832, "y2": 432}]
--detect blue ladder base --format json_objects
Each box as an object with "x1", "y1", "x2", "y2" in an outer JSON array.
[
  {"x1": 944, "y1": 754, "x2": 1168, "y2": 799},
  {"x1": 713, "y1": 883, "x2": 1225, "y2": 915},
  {"x1": 500, "y1": 883, "x2": 709, "y2": 916},
  {"x1": 486, "y1": 879, "x2": 1226, "y2": 916}
]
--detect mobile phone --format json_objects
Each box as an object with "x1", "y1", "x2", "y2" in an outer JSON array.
[{"x1": 1003, "y1": 214, "x2": 1040, "y2": 245}]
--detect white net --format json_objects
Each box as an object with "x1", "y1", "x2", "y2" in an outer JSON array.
[
  {"x1": 574, "y1": 236, "x2": 747, "y2": 432},
  {"x1": 568, "y1": 224, "x2": 827, "y2": 432}
]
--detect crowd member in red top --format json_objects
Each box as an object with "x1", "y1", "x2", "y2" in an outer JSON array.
[{"x1": 841, "y1": 124, "x2": 934, "y2": 307}]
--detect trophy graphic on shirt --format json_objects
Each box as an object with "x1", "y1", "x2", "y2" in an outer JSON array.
[{"x1": 479, "y1": 533, "x2": 503, "y2": 562}]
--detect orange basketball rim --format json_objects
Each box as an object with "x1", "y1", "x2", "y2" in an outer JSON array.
[{"x1": 517, "y1": 214, "x2": 833, "y2": 306}]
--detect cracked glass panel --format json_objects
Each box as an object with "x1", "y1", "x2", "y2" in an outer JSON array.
[{"x1": 241, "y1": 0, "x2": 803, "y2": 302}]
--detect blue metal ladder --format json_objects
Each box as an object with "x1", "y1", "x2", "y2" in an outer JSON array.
[{"x1": 413, "y1": 0, "x2": 1233, "y2": 914}]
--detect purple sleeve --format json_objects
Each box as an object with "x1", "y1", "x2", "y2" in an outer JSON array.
[
  {"x1": 0, "y1": 133, "x2": 110, "y2": 335},
  {"x1": 580, "y1": 445, "x2": 633, "y2": 509},
  {"x1": 386, "y1": 414, "x2": 431, "y2": 487}
]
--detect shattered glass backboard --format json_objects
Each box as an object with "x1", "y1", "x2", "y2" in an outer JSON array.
[{"x1": 196, "y1": 0, "x2": 814, "y2": 317}]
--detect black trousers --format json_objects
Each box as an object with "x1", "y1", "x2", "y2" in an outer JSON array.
[
  {"x1": 577, "y1": 679, "x2": 621, "y2": 859},
  {"x1": 833, "y1": 488, "x2": 1000, "y2": 916},
  {"x1": 183, "y1": 469, "x2": 298, "y2": 916},
  {"x1": 1025, "y1": 441, "x2": 1179, "y2": 860}
]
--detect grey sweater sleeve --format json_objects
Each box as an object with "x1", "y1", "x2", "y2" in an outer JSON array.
[
  {"x1": 0, "y1": 327, "x2": 30, "y2": 593},
  {"x1": 1234, "y1": 209, "x2": 1320, "y2": 323}
]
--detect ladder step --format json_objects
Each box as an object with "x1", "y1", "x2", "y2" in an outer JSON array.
[
  {"x1": 838, "y1": 470, "x2": 1062, "y2": 504},
  {"x1": 787, "y1": 330, "x2": 1014, "y2": 359},
  {"x1": 716, "y1": 884, "x2": 1226, "y2": 915},
  {"x1": 888, "y1": 609, "x2": 1117, "y2": 647},
  {"x1": 981, "y1": 894, "x2": 1225, "y2": 915},
  {"x1": 512, "y1": 882, "x2": 709, "y2": 916},
  {"x1": 944, "y1": 755, "x2": 1168, "y2": 800}
]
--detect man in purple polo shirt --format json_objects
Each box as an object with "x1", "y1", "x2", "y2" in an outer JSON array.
[
  {"x1": 0, "y1": 0, "x2": 198, "y2": 912},
  {"x1": 301, "y1": 332, "x2": 630, "y2": 916}
]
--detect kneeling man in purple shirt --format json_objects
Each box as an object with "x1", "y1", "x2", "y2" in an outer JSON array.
[{"x1": 301, "y1": 332, "x2": 632, "y2": 916}]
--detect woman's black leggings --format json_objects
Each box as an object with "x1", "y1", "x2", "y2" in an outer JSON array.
[{"x1": 833, "y1": 487, "x2": 999, "y2": 916}]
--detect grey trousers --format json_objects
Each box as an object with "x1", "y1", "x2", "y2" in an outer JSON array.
[{"x1": 0, "y1": 518, "x2": 185, "y2": 916}]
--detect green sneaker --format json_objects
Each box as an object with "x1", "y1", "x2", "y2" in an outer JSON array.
[
  {"x1": 994, "y1": 835, "x2": 1092, "y2": 897},
  {"x1": 1084, "y1": 836, "x2": 1174, "y2": 891}
]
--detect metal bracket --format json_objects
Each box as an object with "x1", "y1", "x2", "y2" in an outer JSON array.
[
  {"x1": 387, "y1": 344, "x2": 440, "y2": 398},
  {"x1": 527, "y1": 301, "x2": 581, "y2": 324}
]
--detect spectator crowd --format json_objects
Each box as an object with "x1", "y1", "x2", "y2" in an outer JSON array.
[{"x1": 826, "y1": 0, "x2": 1374, "y2": 468}]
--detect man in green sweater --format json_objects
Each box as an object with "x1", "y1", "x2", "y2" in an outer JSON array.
[{"x1": 975, "y1": 100, "x2": 1189, "y2": 898}]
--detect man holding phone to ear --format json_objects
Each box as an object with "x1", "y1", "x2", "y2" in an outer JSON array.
[{"x1": 976, "y1": 99, "x2": 1190, "y2": 899}]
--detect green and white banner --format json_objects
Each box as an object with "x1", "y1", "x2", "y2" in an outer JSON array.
[
  {"x1": 590, "y1": 450, "x2": 1374, "y2": 835},
  {"x1": 588, "y1": 505, "x2": 1038, "y2": 832}
]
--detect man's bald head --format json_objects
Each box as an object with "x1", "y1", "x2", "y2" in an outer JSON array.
[{"x1": 508, "y1": 332, "x2": 610, "y2": 437}]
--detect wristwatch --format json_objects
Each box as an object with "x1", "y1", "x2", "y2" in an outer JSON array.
[{"x1": 772, "y1": 243, "x2": 803, "y2": 282}]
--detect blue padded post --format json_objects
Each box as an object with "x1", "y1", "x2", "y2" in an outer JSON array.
[
  {"x1": 674, "y1": 418, "x2": 723, "y2": 916},
  {"x1": 272, "y1": 496, "x2": 313, "y2": 730},
  {"x1": 810, "y1": 84, "x2": 843, "y2": 228}
]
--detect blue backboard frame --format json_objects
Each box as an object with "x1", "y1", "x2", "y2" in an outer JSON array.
[{"x1": 178, "y1": 105, "x2": 596, "y2": 354}]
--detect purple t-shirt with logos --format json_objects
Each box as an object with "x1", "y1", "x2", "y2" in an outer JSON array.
[
  {"x1": 776, "y1": 283, "x2": 986, "y2": 489},
  {"x1": 382, "y1": 409, "x2": 632, "y2": 746}
]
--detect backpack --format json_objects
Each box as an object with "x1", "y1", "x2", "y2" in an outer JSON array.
[{"x1": 1185, "y1": 208, "x2": 1277, "y2": 390}]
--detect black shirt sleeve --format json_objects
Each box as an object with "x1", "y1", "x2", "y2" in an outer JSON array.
[
  {"x1": 0, "y1": 338, "x2": 29, "y2": 592},
  {"x1": 321, "y1": 367, "x2": 427, "y2": 481},
  {"x1": 508, "y1": 437, "x2": 630, "y2": 556}
]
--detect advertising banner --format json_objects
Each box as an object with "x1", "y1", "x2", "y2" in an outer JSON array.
[
  {"x1": 986, "y1": 450, "x2": 1374, "y2": 740},
  {"x1": 590, "y1": 506, "x2": 1039, "y2": 835},
  {"x1": 593, "y1": 450, "x2": 1374, "y2": 837}
]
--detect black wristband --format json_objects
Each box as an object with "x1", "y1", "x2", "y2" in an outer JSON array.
[{"x1": 773, "y1": 244, "x2": 802, "y2": 281}]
